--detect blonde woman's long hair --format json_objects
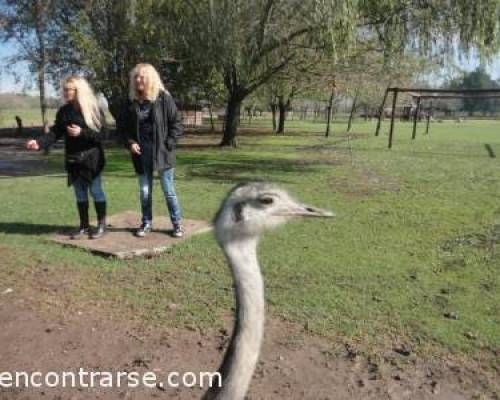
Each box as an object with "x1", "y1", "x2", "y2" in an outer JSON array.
[
  {"x1": 129, "y1": 63, "x2": 167, "y2": 102},
  {"x1": 62, "y1": 76, "x2": 102, "y2": 132}
]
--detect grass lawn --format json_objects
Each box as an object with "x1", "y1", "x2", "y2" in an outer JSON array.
[
  {"x1": 0, "y1": 117, "x2": 499, "y2": 364},
  {"x1": 0, "y1": 108, "x2": 113, "y2": 130},
  {"x1": 0, "y1": 108, "x2": 57, "y2": 129}
]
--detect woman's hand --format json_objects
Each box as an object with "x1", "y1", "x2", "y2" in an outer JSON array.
[
  {"x1": 26, "y1": 139, "x2": 40, "y2": 151},
  {"x1": 130, "y1": 143, "x2": 142, "y2": 155},
  {"x1": 67, "y1": 124, "x2": 82, "y2": 137}
]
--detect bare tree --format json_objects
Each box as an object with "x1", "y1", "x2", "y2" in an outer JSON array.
[{"x1": 0, "y1": 0, "x2": 55, "y2": 130}]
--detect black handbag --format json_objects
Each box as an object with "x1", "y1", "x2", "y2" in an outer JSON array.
[{"x1": 67, "y1": 148, "x2": 97, "y2": 165}]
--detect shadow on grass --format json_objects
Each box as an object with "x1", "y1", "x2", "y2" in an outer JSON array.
[
  {"x1": 485, "y1": 144, "x2": 496, "y2": 158},
  {"x1": 184, "y1": 157, "x2": 338, "y2": 184},
  {"x1": 0, "y1": 129, "x2": 349, "y2": 180},
  {"x1": 0, "y1": 222, "x2": 72, "y2": 235},
  {"x1": 0, "y1": 222, "x2": 140, "y2": 236},
  {"x1": 353, "y1": 143, "x2": 500, "y2": 160}
]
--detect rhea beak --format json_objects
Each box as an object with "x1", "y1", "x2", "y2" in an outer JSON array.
[{"x1": 273, "y1": 204, "x2": 335, "y2": 218}]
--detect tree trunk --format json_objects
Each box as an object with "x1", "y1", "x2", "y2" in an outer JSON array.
[
  {"x1": 375, "y1": 87, "x2": 390, "y2": 136},
  {"x1": 277, "y1": 97, "x2": 286, "y2": 134},
  {"x1": 38, "y1": 66, "x2": 48, "y2": 132},
  {"x1": 221, "y1": 94, "x2": 242, "y2": 147},
  {"x1": 34, "y1": 0, "x2": 48, "y2": 132},
  {"x1": 270, "y1": 102, "x2": 277, "y2": 132},
  {"x1": 325, "y1": 87, "x2": 335, "y2": 137},
  {"x1": 347, "y1": 94, "x2": 358, "y2": 132},
  {"x1": 209, "y1": 102, "x2": 215, "y2": 131}
]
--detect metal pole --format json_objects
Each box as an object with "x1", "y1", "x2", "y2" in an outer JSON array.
[
  {"x1": 388, "y1": 89, "x2": 398, "y2": 149},
  {"x1": 375, "y1": 88, "x2": 389, "y2": 136},
  {"x1": 412, "y1": 97, "x2": 421, "y2": 140}
]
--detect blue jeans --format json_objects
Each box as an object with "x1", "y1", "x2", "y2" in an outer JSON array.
[
  {"x1": 73, "y1": 175, "x2": 106, "y2": 203},
  {"x1": 138, "y1": 168, "x2": 182, "y2": 226}
]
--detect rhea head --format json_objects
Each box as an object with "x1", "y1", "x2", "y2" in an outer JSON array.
[{"x1": 213, "y1": 182, "x2": 334, "y2": 245}]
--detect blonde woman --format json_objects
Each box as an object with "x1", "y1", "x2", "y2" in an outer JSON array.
[
  {"x1": 118, "y1": 63, "x2": 183, "y2": 238},
  {"x1": 26, "y1": 76, "x2": 107, "y2": 239}
]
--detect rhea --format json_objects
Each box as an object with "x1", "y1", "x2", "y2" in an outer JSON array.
[{"x1": 202, "y1": 182, "x2": 333, "y2": 400}]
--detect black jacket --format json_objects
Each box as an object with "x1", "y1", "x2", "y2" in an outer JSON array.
[
  {"x1": 118, "y1": 91, "x2": 183, "y2": 174},
  {"x1": 37, "y1": 103, "x2": 105, "y2": 186}
]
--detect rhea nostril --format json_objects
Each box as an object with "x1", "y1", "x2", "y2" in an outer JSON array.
[{"x1": 306, "y1": 207, "x2": 315, "y2": 212}]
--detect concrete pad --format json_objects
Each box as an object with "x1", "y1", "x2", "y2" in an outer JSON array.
[{"x1": 50, "y1": 211, "x2": 212, "y2": 259}]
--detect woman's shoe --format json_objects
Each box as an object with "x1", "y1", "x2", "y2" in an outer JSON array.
[
  {"x1": 172, "y1": 224, "x2": 184, "y2": 238},
  {"x1": 90, "y1": 222, "x2": 106, "y2": 239},
  {"x1": 71, "y1": 226, "x2": 90, "y2": 240},
  {"x1": 74, "y1": 201, "x2": 90, "y2": 239},
  {"x1": 135, "y1": 223, "x2": 152, "y2": 237}
]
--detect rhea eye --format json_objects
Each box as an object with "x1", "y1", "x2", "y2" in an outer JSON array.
[{"x1": 258, "y1": 197, "x2": 274, "y2": 205}]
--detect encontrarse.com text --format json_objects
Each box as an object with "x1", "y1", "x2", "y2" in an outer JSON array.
[{"x1": 0, "y1": 369, "x2": 222, "y2": 389}]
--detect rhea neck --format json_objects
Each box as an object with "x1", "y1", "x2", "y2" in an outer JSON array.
[{"x1": 204, "y1": 234, "x2": 265, "y2": 400}]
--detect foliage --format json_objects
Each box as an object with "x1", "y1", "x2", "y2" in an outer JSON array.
[
  {"x1": 447, "y1": 67, "x2": 500, "y2": 115},
  {"x1": 5, "y1": 0, "x2": 500, "y2": 141}
]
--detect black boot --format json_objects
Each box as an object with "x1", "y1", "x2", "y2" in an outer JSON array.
[
  {"x1": 91, "y1": 201, "x2": 107, "y2": 239},
  {"x1": 72, "y1": 201, "x2": 90, "y2": 240}
]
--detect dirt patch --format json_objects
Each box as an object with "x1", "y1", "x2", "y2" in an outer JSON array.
[
  {"x1": 0, "y1": 138, "x2": 49, "y2": 177},
  {"x1": 0, "y1": 127, "x2": 44, "y2": 139},
  {"x1": 439, "y1": 224, "x2": 500, "y2": 274},
  {"x1": 295, "y1": 133, "x2": 370, "y2": 153},
  {"x1": 330, "y1": 168, "x2": 401, "y2": 198},
  {"x1": 442, "y1": 224, "x2": 500, "y2": 252},
  {"x1": 0, "y1": 278, "x2": 497, "y2": 399}
]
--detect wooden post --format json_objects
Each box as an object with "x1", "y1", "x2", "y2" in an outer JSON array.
[
  {"x1": 425, "y1": 101, "x2": 433, "y2": 135},
  {"x1": 347, "y1": 93, "x2": 358, "y2": 132},
  {"x1": 388, "y1": 89, "x2": 398, "y2": 149},
  {"x1": 325, "y1": 85, "x2": 336, "y2": 137},
  {"x1": 375, "y1": 88, "x2": 389, "y2": 136},
  {"x1": 15, "y1": 116, "x2": 23, "y2": 136},
  {"x1": 412, "y1": 96, "x2": 421, "y2": 140},
  {"x1": 208, "y1": 102, "x2": 215, "y2": 131}
]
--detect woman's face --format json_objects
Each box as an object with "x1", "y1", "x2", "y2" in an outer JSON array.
[
  {"x1": 63, "y1": 85, "x2": 77, "y2": 102},
  {"x1": 135, "y1": 69, "x2": 147, "y2": 94}
]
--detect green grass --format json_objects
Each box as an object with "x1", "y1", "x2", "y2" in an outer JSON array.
[
  {"x1": 0, "y1": 117, "x2": 499, "y2": 361},
  {"x1": 0, "y1": 108, "x2": 114, "y2": 129},
  {"x1": 0, "y1": 108, "x2": 57, "y2": 128}
]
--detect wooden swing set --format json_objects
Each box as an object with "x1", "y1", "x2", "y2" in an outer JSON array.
[{"x1": 374, "y1": 87, "x2": 500, "y2": 148}]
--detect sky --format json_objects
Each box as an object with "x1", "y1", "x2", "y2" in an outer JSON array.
[
  {"x1": 0, "y1": 41, "x2": 35, "y2": 93},
  {"x1": 2, "y1": 41, "x2": 500, "y2": 95},
  {"x1": 0, "y1": 41, "x2": 56, "y2": 96}
]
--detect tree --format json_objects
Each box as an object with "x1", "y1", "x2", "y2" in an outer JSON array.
[
  {"x1": 344, "y1": 53, "x2": 434, "y2": 131},
  {"x1": 0, "y1": 0, "x2": 58, "y2": 130},
  {"x1": 266, "y1": 69, "x2": 299, "y2": 134},
  {"x1": 35, "y1": 0, "x2": 500, "y2": 143},
  {"x1": 447, "y1": 67, "x2": 500, "y2": 115},
  {"x1": 47, "y1": 0, "x2": 177, "y2": 120},
  {"x1": 162, "y1": 0, "x2": 357, "y2": 146},
  {"x1": 173, "y1": 0, "x2": 500, "y2": 145}
]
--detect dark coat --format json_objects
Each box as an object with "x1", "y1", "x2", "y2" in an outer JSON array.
[
  {"x1": 118, "y1": 90, "x2": 183, "y2": 174},
  {"x1": 37, "y1": 103, "x2": 105, "y2": 186}
]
